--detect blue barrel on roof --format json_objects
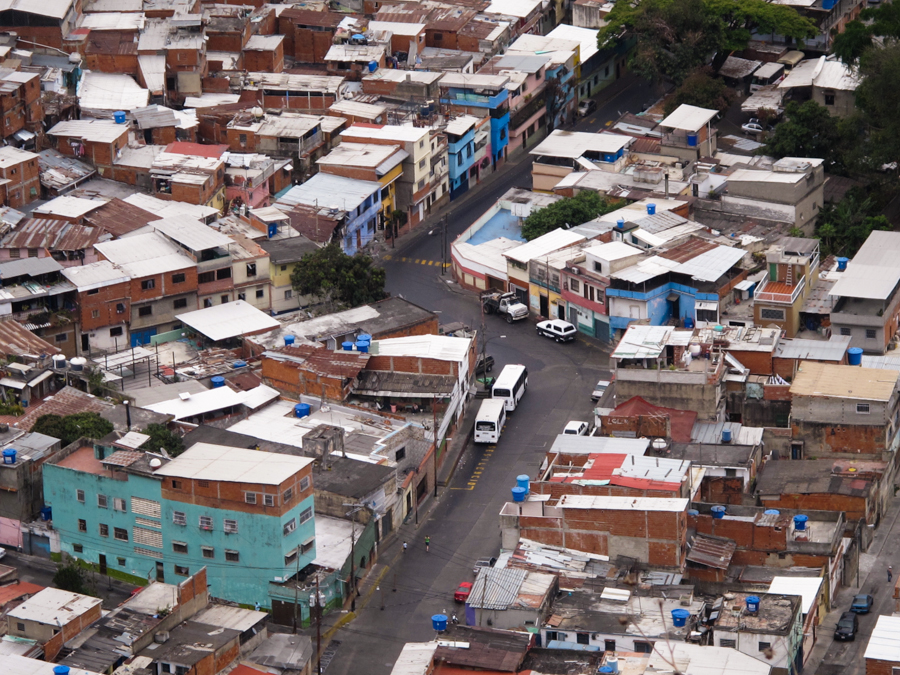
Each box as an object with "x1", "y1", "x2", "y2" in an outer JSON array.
[
  {"x1": 721, "y1": 428, "x2": 732, "y2": 443},
  {"x1": 711, "y1": 505, "x2": 726, "y2": 519},
  {"x1": 764, "y1": 509, "x2": 780, "y2": 516},
  {"x1": 285, "y1": 335, "x2": 295, "y2": 346},
  {"x1": 342, "y1": 341, "x2": 354, "y2": 351},
  {"x1": 687, "y1": 509, "x2": 699, "y2": 516},
  {"x1": 41, "y1": 506, "x2": 52, "y2": 521},
  {"x1": 683, "y1": 316, "x2": 694, "y2": 330},
  {"x1": 671, "y1": 609, "x2": 690, "y2": 627},
  {"x1": 432, "y1": 614, "x2": 448, "y2": 631},
  {"x1": 837, "y1": 256, "x2": 849, "y2": 271},
  {"x1": 794, "y1": 514, "x2": 808, "y2": 531},
  {"x1": 600, "y1": 667, "x2": 614, "y2": 674},
  {"x1": 848, "y1": 348, "x2": 863, "y2": 366},
  {"x1": 368, "y1": 60, "x2": 378, "y2": 72},
  {"x1": 687, "y1": 133, "x2": 698, "y2": 147},
  {"x1": 211, "y1": 376, "x2": 225, "y2": 388},
  {"x1": 54, "y1": 667, "x2": 70, "y2": 675},
  {"x1": 355, "y1": 341, "x2": 369, "y2": 353},
  {"x1": 233, "y1": 360, "x2": 247, "y2": 369},
  {"x1": 2, "y1": 448, "x2": 15, "y2": 464},
  {"x1": 646, "y1": 203, "x2": 656, "y2": 215},
  {"x1": 746, "y1": 596, "x2": 760, "y2": 613},
  {"x1": 512, "y1": 486, "x2": 527, "y2": 502},
  {"x1": 113, "y1": 110, "x2": 127, "y2": 124},
  {"x1": 295, "y1": 403, "x2": 311, "y2": 419},
  {"x1": 516, "y1": 474, "x2": 529, "y2": 490},
  {"x1": 358, "y1": 333, "x2": 372, "y2": 342}
]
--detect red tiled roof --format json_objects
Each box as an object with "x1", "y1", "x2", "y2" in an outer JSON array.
[
  {"x1": 0, "y1": 581, "x2": 44, "y2": 608},
  {"x1": 610, "y1": 396, "x2": 697, "y2": 443},
  {"x1": 164, "y1": 142, "x2": 229, "y2": 158}
]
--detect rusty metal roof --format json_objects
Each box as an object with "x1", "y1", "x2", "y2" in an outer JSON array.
[
  {"x1": 265, "y1": 344, "x2": 370, "y2": 379},
  {"x1": 0, "y1": 319, "x2": 59, "y2": 357},
  {"x1": 2, "y1": 218, "x2": 103, "y2": 252},
  {"x1": 83, "y1": 198, "x2": 157, "y2": 237},
  {"x1": 686, "y1": 533, "x2": 736, "y2": 570},
  {"x1": 102, "y1": 450, "x2": 143, "y2": 467}
]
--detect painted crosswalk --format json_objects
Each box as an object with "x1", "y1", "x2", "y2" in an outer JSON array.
[{"x1": 383, "y1": 254, "x2": 451, "y2": 268}]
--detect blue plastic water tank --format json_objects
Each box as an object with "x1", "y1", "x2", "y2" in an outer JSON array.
[
  {"x1": 21, "y1": 400, "x2": 27, "y2": 408},
  {"x1": 764, "y1": 509, "x2": 781, "y2": 516},
  {"x1": 356, "y1": 341, "x2": 369, "y2": 353},
  {"x1": 746, "y1": 596, "x2": 760, "y2": 613},
  {"x1": 113, "y1": 110, "x2": 127, "y2": 124},
  {"x1": 211, "y1": 376, "x2": 226, "y2": 388},
  {"x1": 40, "y1": 506, "x2": 52, "y2": 521},
  {"x1": 721, "y1": 428, "x2": 732, "y2": 443},
  {"x1": 516, "y1": 474, "x2": 529, "y2": 490},
  {"x1": 2, "y1": 448, "x2": 15, "y2": 464},
  {"x1": 233, "y1": 360, "x2": 247, "y2": 369},
  {"x1": 342, "y1": 341, "x2": 354, "y2": 351},
  {"x1": 600, "y1": 667, "x2": 614, "y2": 674},
  {"x1": 295, "y1": 403, "x2": 311, "y2": 419},
  {"x1": 793, "y1": 514, "x2": 808, "y2": 531},
  {"x1": 683, "y1": 316, "x2": 694, "y2": 329},
  {"x1": 285, "y1": 335, "x2": 295, "y2": 346},
  {"x1": 686, "y1": 133, "x2": 698, "y2": 147},
  {"x1": 53, "y1": 667, "x2": 71, "y2": 675},
  {"x1": 432, "y1": 614, "x2": 448, "y2": 631},
  {"x1": 848, "y1": 348, "x2": 863, "y2": 366},
  {"x1": 687, "y1": 509, "x2": 699, "y2": 516},
  {"x1": 616, "y1": 218, "x2": 625, "y2": 230},
  {"x1": 368, "y1": 60, "x2": 378, "y2": 72},
  {"x1": 837, "y1": 256, "x2": 849, "y2": 271},
  {"x1": 646, "y1": 203, "x2": 656, "y2": 215},
  {"x1": 711, "y1": 505, "x2": 726, "y2": 519},
  {"x1": 671, "y1": 608, "x2": 690, "y2": 627},
  {"x1": 512, "y1": 486, "x2": 527, "y2": 502},
  {"x1": 357, "y1": 333, "x2": 372, "y2": 343}
]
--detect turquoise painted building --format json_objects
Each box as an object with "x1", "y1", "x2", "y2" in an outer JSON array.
[{"x1": 43, "y1": 437, "x2": 316, "y2": 607}]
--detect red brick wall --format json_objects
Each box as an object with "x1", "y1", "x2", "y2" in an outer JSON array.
[
  {"x1": 762, "y1": 493, "x2": 869, "y2": 522},
  {"x1": 78, "y1": 282, "x2": 131, "y2": 331},
  {"x1": 366, "y1": 355, "x2": 458, "y2": 377},
  {"x1": 729, "y1": 349, "x2": 773, "y2": 376},
  {"x1": 867, "y1": 658, "x2": 897, "y2": 675}
]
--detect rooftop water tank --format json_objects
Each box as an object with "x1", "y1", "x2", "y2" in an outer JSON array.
[
  {"x1": 54, "y1": 667, "x2": 71, "y2": 675},
  {"x1": 295, "y1": 403, "x2": 311, "y2": 419},
  {"x1": 342, "y1": 341, "x2": 354, "y2": 351},
  {"x1": 357, "y1": 333, "x2": 372, "y2": 343},
  {"x1": 516, "y1": 474, "x2": 529, "y2": 490},
  {"x1": 837, "y1": 257, "x2": 849, "y2": 271},
  {"x1": 2, "y1": 448, "x2": 15, "y2": 464},
  {"x1": 211, "y1": 376, "x2": 226, "y2": 388},
  {"x1": 764, "y1": 509, "x2": 781, "y2": 516},
  {"x1": 233, "y1": 360, "x2": 247, "y2": 369},
  {"x1": 721, "y1": 428, "x2": 732, "y2": 443},
  {"x1": 599, "y1": 668, "x2": 614, "y2": 674},
  {"x1": 671, "y1": 608, "x2": 690, "y2": 627},
  {"x1": 647, "y1": 203, "x2": 656, "y2": 215},
  {"x1": 356, "y1": 341, "x2": 369, "y2": 353},
  {"x1": 713, "y1": 325, "x2": 725, "y2": 333},
  {"x1": 683, "y1": 316, "x2": 694, "y2": 330},
  {"x1": 52, "y1": 354, "x2": 66, "y2": 369},
  {"x1": 285, "y1": 335, "x2": 295, "y2": 346},
  {"x1": 368, "y1": 60, "x2": 378, "y2": 73},
  {"x1": 607, "y1": 657, "x2": 619, "y2": 674},
  {"x1": 746, "y1": 596, "x2": 760, "y2": 613},
  {"x1": 687, "y1": 133, "x2": 698, "y2": 147},
  {"x1": 687, "y1": 509, "x2": 699, "y2": 516},
  {"x1": 70, "y1": 357, "x2": 86, "y2": 371},
  {"x1": 40, "y1": 506, "x2": 52, "y2": 521},
  {"x1": 113, "y1": 110, "x2": 127, "y2": 124},
  {"x1": 432, "y1": 614, "x2": 448, "y2": 632},
  {"x1": 512, "y1": 486, "x2": 527, "y2": 502},
  {"x1": 848, "y1": 347, "x2": 863, "y2": 366},
  {"x1": 793, "y1": 514, "x2": 808, "y2": 531},
  {"x1": 149, "y1": 458, "x2": 162, "y2": 469},
  {"x1": 711, "y1": 505, "x2": 726, "y2": 519},
  {"x1": 616, "y1": 218, "x2": 625, "y2": 230}
]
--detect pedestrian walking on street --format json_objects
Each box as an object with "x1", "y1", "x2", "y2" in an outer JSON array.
[
  {"x1": 403, "y1": 541, "x2": 408, "y2": 553},
  {"x1": 889, "y1": 566, "x2": 893, "y2": 583},
  {"x1": 425, "y1": 535, "x2": 430, "y2": 552}
]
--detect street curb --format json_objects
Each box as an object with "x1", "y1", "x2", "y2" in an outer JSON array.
[
  {"x1": 322, "y1": 610, "x2": 356, "y2": 643},
  {"x1": 321, "y1": 562, "x2": 390, "y2": 643},
  {"x1": 438, "y1": 426, "x2": 473, "y2": 487}
]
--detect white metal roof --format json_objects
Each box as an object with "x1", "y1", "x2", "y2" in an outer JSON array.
[
  {"x1": 192, "y1": 605, "x2": 268, "y2": 632},
  {"x1": 390, "y1": 643, "x2": 438, "y2": 675},
  {"x1": 178, "y1": 300, "x2": 280, "y2": 341},
  {"x1": 324, "y1": 44, "x2": 385, "y2": 62},
  {"x1": 363, "y1": 69, "x2": 442, "y2": 85},
  {"x1": 503, "y1": 228, "x2": 585, "y2": 264},
  {"x1": 316, "y1": 143, "x2": 406, "y2": 171},
  {"x1": 62, "y1": 260, "x2": 130, "y2": 291},
  {"x1": 277, "y1": 172, "x2": 381, "y2": 212},
  {"x1": 445, "y1": 115, "x2": 478, "y2": 136},
  {"x1": 811, "y1": 58, "x2": 860, "y2": 90},
  {"x1": 372, "y1": 334, "x2": 471, "y2": 363},
  {"x1": 150, "y1": 216, "x2": 232, "y2": 252},
  {"x1": 729, "y1": 168, "x2": 806, "y2": 184},
  {"x1": 584, "y1": 241, "x2": 644, "y2": 262},
  {"x1": 79, "y1": 12, "x2": 145, "y2": 30},
  {"x1": 312, "y1": 514, "x2": 365, "y2": 570},
  {"x1": 95, "y1": 231, "x2": 194, "y2": 277},
  {"x1": 866, "y1": 615, "x2": 900, "y2": 662},
  {"x1": 659, "y1": 104, "x2": 718, "y2": 132},
  {"x1": 755, "y1": 62, "x2": 785, "y2": 78},
  {"x1": 610, "y1": 255, "x2": 679, "y2": 283},
  {"x1": 8, "y1": 587, "x2": 100, "y2": 624},
  {"x1": 247, "y1": 72, "x2": 344, "y2": 94},
  {"x1": 78, "y1": 71, "x2": 149, "y2": 111},
  {"x1": 439, "y1": 72, "x2": 510, "y2": 89},
  {"x1": 6, "y1": 655, "x2": 102, "y2": 675},
  {"x1": 47, "y1": 119, "x2": 128, "y2": 143},
  {"x1": 611, "y1": 325, "x2": 677, "y2": 359},
  {"x1": 549, "y1": 435, "x2": 650, "y2": 456},
  {"x1": 342, "y1": 124, "x2": 429, "y2": 143},
  {"x1": 367, "y1": 20, "x2": 426, "y2": 35},
  {"x1": 530, "y1": 129, "x2": 631, "y2": 158},
  {"x1": 138, "y1": 55, "x2": 166, "y2": 94},
  {"x1": 0, "y1": 0, "x2": 74, "y2": 19},
  {"x1": 123, "y1": 193, "x2": 218, "y2": 222},
  {"x1": 245, "y1": 34, "x2": 284, "y2": 51},
  {"x1": 0, "y1": 146, "x2": 38, "y2": 168},
  {"x1": 328, "y1": 99, "x2": 386, "y2": 119},
  {"x1": 183, "y1": 93, "x2": 241, "y2": 108},
  {"x1": 829, "y1": 231, "x2": 900, "y2": 300},
  {"x1": 557, "y1": 494, "x2": 689, "y2": 511},
  {"x1": 452, "y1": 237, "x2": 520, "y2": 278},
  {"x1": 485, "y1": 0, "x2": 543, "y2": 18},
  {"x1": 767, "y1": 576, "x2": 822, "y2": 614},
  {"x1": 34, "y1": 196, "x2": 106, "y2": 218},
  {"x1": 546, "y1": 23, "x2": 600, "y2": 62},
  {"x1": 143, "y1": 386, "x2": 245, "y2": 420},
  {"x1": 676, "y1": 245, "x2": 747, "y2": 282},
  {"x1": 154, "y1": 442, "x2": 313, "y2": 484}
]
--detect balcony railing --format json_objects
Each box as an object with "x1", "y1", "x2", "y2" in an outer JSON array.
[{"x1": 754, "y1": 276, "x2": 806, "y2": 304}]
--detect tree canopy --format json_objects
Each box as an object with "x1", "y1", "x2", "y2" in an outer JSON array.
[
  {"x1": 815, "y1": 189, "x2": 890, "y2": 257},
  {"x1": 31, "y1": 412, "x2": 113, "y2": 446},
  {"x1": 140, "y1": 423, "x2": 185, "y2": 457},
  {"x1": 598, "y1": 0, "x2": 816, "y2": 83},
  {"x1": 855, "y1": 44, "x2": 900, "y2": 170},
  {"x1": 290, "y1": 243, "x2": 387, "y2": 309},
  {"x1": 833, "y1": 3, "x2": 900, "y2": 66},
  {"x1": 664, "y1": 68, "x2": 734, "y2": 115},
  {"x1": 521, "y1": 192, "x2": 623, "y2": 241},
  {"x1": 761, "y1": 100, "x2": 858, "y2": 174}
]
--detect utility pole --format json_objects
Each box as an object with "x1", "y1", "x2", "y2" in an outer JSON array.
[
  {"x1": 292, "y1": 543, "x2": 301, "y2": 633},
  {"x1": 343, "y1": 503, "x2": 366, "y2": 611},
  {"x1": 440, "y1": 215, "x2": 447, "y2": 276},
  {"x1": 315, "y1": 574, "x2": 322, "y2": 675},
  {"x1": 480, "y1": 295, "x2": 488, "y2": 390},
  {"x1": 433, "y1": 395, "x2": 439, "y2": 498}
]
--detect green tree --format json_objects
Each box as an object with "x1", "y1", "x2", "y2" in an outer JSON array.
[
  {"x1": 816, "y1": 189, "x2": 890, "y2": 256},
  {"x1": 664, "y1": 69, "x2": 734, "y2": 115},
  {"x1": 290, "y1": 243, "x2": 387, "y2": 309},
  {"x1": 31, "y1": 412, "x2": 113, "y2": 446},
  {"x1": 521, "y1": 192, "x2": 623, "y2": 241},
  {"x1": 855, "y1": 44, "x2": 900, "y2": 170},
  {"x1": 53, "y1": 556, "x2": 92, "y2": 595},
  {"x1": 140, "y1": 423, "x2": 185, "y2": 457},
  {"x1": 832, "y1": 3, "x2": 900, "y2": 66},
  {"x1": 761, "y1": 100, "x2": 856, "y2": 173},
  {"x1": 599, "y1": 0, "x2": 815, "y2": 83}
]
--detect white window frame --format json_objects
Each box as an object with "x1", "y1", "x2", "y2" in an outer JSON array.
[
  {"x1": 97, "y1": 494, "x2": 108, "y2": 508},
  {"x1": 114, "y1": 497, "x2": 127, "y2": 512},
  {"x1": 283, "y1": 518, "x2": 297, "y2": 535},
  {"x1": 76, "y1": 489, "x2": 84, "y2": 502},
  {"x1": 199, "y1": 515, "x2": 213, "y2": 530},
  {"x1": 264, "y1": 494, "x2": 275, "y2": 507},
  {"x1": 173, "y1": 511, "x2": 186, "y2": 526},
  {"x1": 299, "y1": 506, "x2": 313, "y2": 525},
  {"x1": 245, "y1": 492, "x2": 257, "y2": 505},
  {"x1": 224, "y1": 519, "x2": 238, "y2": 534}
]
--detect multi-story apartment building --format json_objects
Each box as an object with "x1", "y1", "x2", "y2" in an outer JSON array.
[
  {"x1": 753, "y1": 237, "x2": 821, "y2": 337},
  {"x1": 62, "y1": 260, "x2": 133, "y2": 354},
  {"x1": 43, "y1": 439, "x2": 316, "y2": 606},
  {"x1": 0, "y1": 146, "x2": 40, "y2": 209},
  {"x1": 439, "y1": 73, "x2": 511, "y2": 173}
]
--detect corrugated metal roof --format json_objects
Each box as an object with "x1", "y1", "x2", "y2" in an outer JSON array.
[
  {"x1": 864, "y1": 615, "x2": 900, "y2": 662},
  {"x1": 557, "y1": 494, "x2": 689, "y2": 511},
  {"x1": 670, "y1": 243, "x2": 747, "y2": 282},
  {"x1": 0, "y1": 256, "x2": 62, "y2": 278},
  {"x1": 0, "y1": 319, "x2": 59, "y2": 357},
  {"x1": 33, "y1": 196, "x2": 107, "y2": 219},
  {"x1": 154, "y1": 442, "x2": 314, "y2": 483},
  {"x1": 829, "y1": 231, "x2": 900, "y2": 300},
  {"x1": 38, "y1": 149, "x2": 95, "y2": 191},
  {"x1": 529, "y1": 129, "x2": 631, "y2": 159},
  {"x1": 95, "y1": 231, "x2": 194, "y2": 278},
  {"x1": 774, "y1": 336, "x2": 849, "y2": 362},
  {"x1": 767, "y1": 576, "x2": 821, "y2": 614},
  {"x1": 277, "y1": 173, "x2": 381, "y2": 212},
  {"x1": 467, "y1": 568, "x2": 527, "y2": 610},
  {"x1": 178, "y1": 300, "x2": 279, "y2": 341},
  {"x1": 690, "y1": 421, "x2": 763, "y2": 446},
  {"x1": 150, "y1": 216, "x2": 232, "y2": 252},
  {"x1": 686, "y1": 533, "x2": 736, "y2": 569},
  {"x1": 659, "y1": 104, "x2": 718, "y2": 132},
  {"x1": 503, "y1": 228, "x2": 584, "y2": 264},
  {"x1": 78, "y1": 72, "x2": 149, "y2": 112},
  {"x1": 372, "y1": 334, "x2": 471, "y2": 363},
  {"x1": 790, "y1": 361, "x2": 898, "y2": 401}
]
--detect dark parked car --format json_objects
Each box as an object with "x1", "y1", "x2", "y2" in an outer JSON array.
[
  {"x1": 834, "y1": 611, "x2": 859, "y2": 641},
  {"x1": 851, "y1": 594, "x2": 874, "y2": 613},
  {"x1": 475, "y1": 353, "x2": 495, "y2": 376}
]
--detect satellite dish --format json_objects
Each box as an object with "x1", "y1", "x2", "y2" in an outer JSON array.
[{"x1": 149, "y1": 458, "x2": 162, "y2": 468}]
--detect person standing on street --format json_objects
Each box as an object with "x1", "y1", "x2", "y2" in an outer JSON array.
[
  {"x1": 403, "y1": 541, "x2": 408, "y2": 553},
  {"x1": 889, "y1": 566, "x2": 893, "y2": 583},
  {"x1": 425, "y1": 535, "x2": 430, "y2": 552}
]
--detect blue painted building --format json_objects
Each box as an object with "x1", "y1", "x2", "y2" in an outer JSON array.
[
  {"x1": 445, "y1": 116, "x2": 477, "y2": 200},
  {"x1": 275, "y1": 173, "x2": 383, "y2": 255},
  {"x1": 43, "y1": 437, "x2": 316, "y2": 607}
]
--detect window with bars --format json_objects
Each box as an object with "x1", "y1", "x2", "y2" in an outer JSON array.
[
  {"x1": 245, "y1": 492, "x2": 257, "y2": 505},
  {"x1": 114, "y1": 527, "x2": 128, "y2": 541},
  {"x1": 224, "y1": 519, "x2": 238, "y2": 533},
  {"x1": 199, "y1": 516, "x2": 213, "y2": 530},
  {"x1": 264, "y1": 494, "x2": 275, "y2": 507},
  {"x1": 225, "y1": 550, "x2": 240, "y2": 562},
  {"x1": 98, "y1": 494, "x2": 108, "y2": 508},
  {"x1": 283, "y1": 518, "x2": 297, "y2": 535},
  {"x1": 283, "y1": 488, "x2": 293, "y2": 503},
  {"x1": 202, "y1": 546, "x2": 214, "y2": 559},
  {"x1": 99, "y1": 524, "x2": 108, "y2": 537},
  {"x1": 300, "y1": 476, "x2": 310, "y2": 492},
  {"x1": 173, "y1": 542, "x2": 188, "y2": 554},
  {"x1": 173, "y1": 511, "x2": 186, "y2": 526},
  {"x1": 299, "y1": 507, "x2": 312, "y2": 524},
  {"x1": 76, "y1": 489, "x2": 84, "y2": 502}
]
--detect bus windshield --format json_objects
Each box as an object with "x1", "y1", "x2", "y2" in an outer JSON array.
[{"x1": 493, "y1": 388, "x2": 511, "y2": 398}]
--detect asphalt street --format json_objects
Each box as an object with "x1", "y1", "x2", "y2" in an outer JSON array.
[{"x1": 325, "y1": 75, "x2": 656, "y2": 675}]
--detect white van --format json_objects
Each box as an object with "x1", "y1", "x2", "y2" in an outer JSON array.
[{"x1": 563, "y1": 420, "x2": 589, "y2": 436}]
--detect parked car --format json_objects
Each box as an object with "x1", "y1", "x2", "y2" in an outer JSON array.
[
  {"x1": 834, "y1": 611, "x2": 859, "y2": 641},
  {"x1": 473, "y1": 557, "x2": 497, "y2": 575},
  {"x1": 578, "y1": 99, "x2": 598, "y2": 117},
  {"x1": 742, "y1": 120, "x2": 774, "y2": 135},
  {"x1": 537, "y1": 319, "x2": 576, "y2": 342},
  {"x1": 592, "y1": 379, "x2": 611, "y2": 402},
  {"x1": 563, "y1": 420, "x2": 589, "y2": 436},
  {"x1": 850, "y1": 594, "x2": 873, "y2": 613},
  {"x1": 454, "y1": 581, "x2": 473, "y2": 602},
  {"x1": 475, "y1": 353, "x2": 495, "y2": 376}
]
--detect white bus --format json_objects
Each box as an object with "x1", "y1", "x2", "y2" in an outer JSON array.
[
  {"x1": 492, "y1": 364, "x2": 528, "y2": 412},
  {"x1": 475, "y1": 398, "x2": 507, "y2": 444}
]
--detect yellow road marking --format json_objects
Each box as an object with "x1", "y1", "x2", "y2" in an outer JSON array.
[
  {"x1": 451, "y1": 486, "x2": 474, "y2": 491},
  {"x1": 605, "y1": 120, "x2": 613, "y2": 127}
]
